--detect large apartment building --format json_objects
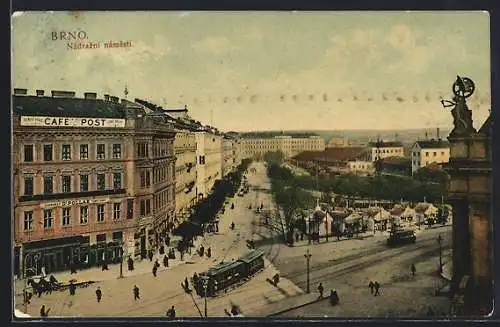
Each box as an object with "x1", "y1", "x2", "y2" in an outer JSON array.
[
  {"x1": 222, "y1": 136, "x2": 237, "y2": 177},
  {"x1": 12, "y1": 89, "x2": 176, "y2": 277},
  {"x1": 241, "y1": 135, "x2": 325, "y2": 159},
  {"x1": 410, "y1": 139, "x2": 450, "y2": 174},
  {"x1": 195, "y1": 131, "x2": 223, "y2": 199}
]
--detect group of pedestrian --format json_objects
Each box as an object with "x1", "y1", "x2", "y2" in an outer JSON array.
[{"x1": 368, "y1": 281, "x2": 381, "y2": 296}]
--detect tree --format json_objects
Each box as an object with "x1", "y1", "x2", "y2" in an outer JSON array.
[
  {"x1": 263, "y1": 150, "x2": 285, "y2": 166},
  {"x1": 275, "y1": 186, "x2": 314, "y2": 244}
]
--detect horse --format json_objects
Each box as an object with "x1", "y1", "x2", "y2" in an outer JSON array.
[{"x1": 27, "y1": 278, "x2": 54, "y2": 297}]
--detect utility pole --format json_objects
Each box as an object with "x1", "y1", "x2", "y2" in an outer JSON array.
[
  {"x1": 437, "y1": 233, "x2": 443, "y2": 274},
  {"x1": 203, "y1": 277, "x2": 208, "y2": 317},
  {"x1": 304, "y1": 249, "x2": 312, "y2": 293}
]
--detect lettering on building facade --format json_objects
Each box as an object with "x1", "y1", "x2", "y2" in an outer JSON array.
[{"x1": 20, "y1": 116, "x2": 126, "y2": 128}]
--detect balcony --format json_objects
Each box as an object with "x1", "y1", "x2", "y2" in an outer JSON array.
[{"x1": 19, "y1": 189, "x2": 126, "y2": 202}]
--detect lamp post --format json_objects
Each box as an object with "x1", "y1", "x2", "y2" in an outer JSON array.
[
  {"x1": 119, "y1": 241, "x2": 124, "y2": 278},
  {"x1": 202, "y1": 277, "x2": 208, "y2": 318},
  {"x1": 437, "y1": 233, "x2": 443, "y2": 274},
  {"x1": 304, "y1": 249, "x2": 312, "y2": 293}
]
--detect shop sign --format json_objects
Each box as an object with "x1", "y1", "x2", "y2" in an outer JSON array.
[
  {"x1": 41, "y1": 198, "x2": 110, "y2": 208},
  {"x1": 20, "y1": 116, "x2": 126, "y2": 128}
]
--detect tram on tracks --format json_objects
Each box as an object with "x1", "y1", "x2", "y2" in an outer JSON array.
[{"x1": 193, "y1": 250, "x2": 265, "y2": 297}]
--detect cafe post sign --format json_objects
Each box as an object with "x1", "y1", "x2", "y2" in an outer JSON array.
[
  {"x1": 41, "y1": 198, "x2": 110, "y2": 209},
  {"x1": 20, "y1": 116, "x2": 126, "y2": 128}
]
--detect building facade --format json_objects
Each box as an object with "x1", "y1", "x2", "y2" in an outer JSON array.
[
  {"x1": 410, "y1": 139, "x2": 450, "y2": 174},
  {"x1": 172, "y1": 131, "x2": 197, "y2": 226},
  {"x1": 241, "y1": 135, "x2": 325, "y2": 159},
  {"x1": 12, "y1": 90, "x2": 176, "y2": 277},
  {"x1": 368, "y1": 141, "x2": 405, "y2": 162},
  {"x1": 221, "y1": 137, "x2": 236, "y2": 177},
  {"x1": 195, "y1": 131, "x2": 223, "y2": 198}
]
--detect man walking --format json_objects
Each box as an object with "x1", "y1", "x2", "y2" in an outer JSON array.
[
  {"x1": 152, "y1": 264, "x2": 158, "y2": 277},
  {"x1": 95, "y1": 287, "x2": 102, "y2": 303},
  {"x1": 368, "y1": 281, "x2": 374, "y2": 294},
  {"x1": 163, "y1": 255, "x2": 169, "y2": 268},
  {"x1": 133, "y1": 285, "x2": 140, "y2": 300},
  {"x1": 374, "y1": 281, "x2": 380, "y2": 296},
  {"x1": 317, "y1": 283, "x2": 324, "y2": 298},
  {"x1": 411, "y1": 263, "x2": 416, "y2": 277}
]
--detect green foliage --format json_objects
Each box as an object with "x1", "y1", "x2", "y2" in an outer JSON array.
[{"x1": 263, "y1": 151, "x2": 285, "y2": 166}]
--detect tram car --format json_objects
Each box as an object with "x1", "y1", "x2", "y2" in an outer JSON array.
[{"x1": 194, "y1": 250, "x2": 265, "y2": 297}]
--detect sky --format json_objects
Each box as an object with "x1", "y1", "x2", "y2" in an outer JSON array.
[{"x1": 11, "y1": 11, "x2": 491, "y2": 132}]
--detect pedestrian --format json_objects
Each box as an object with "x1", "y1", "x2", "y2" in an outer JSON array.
[
  {"x1": 329, "y1": 290, "x2": 339, "y2": 306},
  {"x1": 166, "y1": 305, "x2": 176, "y2": 319},
  {"x1": 411, "y1": 263, "x2": 416, "y2": 276},
  {"x1": 40, "y1": 305, "x2": 50, "y2": 317},
  {"x1": 148, "y1": 250, "x2": 153, "y2": 262},
  {"x1": 166, "y1": 235, "x2": 171, "y2": 247},
  {"x1": 317, "y1": 283, "x2": 324, "y2": 298},
  {"x1": 184, "y1": 277, "x2": 189, "y2": 290},
  {"x1": 295, "y1": 233, "x2": 299, "y2": 242},
  {"x1": 368, "y1": 281, "x2": 374, "y2": 294},
  {"x1": 70, "y1": 262, "x2": 77, "y2": 274},
  {"x1": 95, "y1": 287, "x2": 102, "y2": 303},
  {"x1": 102, "y1": 260, "x2": 109, "y2": 271},
  {"x1": 154, "y1": 259, "x2": 160, "y2": 269},
  {"x1": 207, "y1": 247, "x2": 212, "y2": 258},
  {"x1": 163, "y1": 255, "x2": 169, "y2": 268},
  {"x1": 152, "y1": 265, "x2": 158, "y2": 277},
  {"x1": 69, "y1": 281, "x2": 76, "y2": 296},
  {"x1": 128, "y1": 256, "x2": 134, "y2": 271},
  {"x1": 374, "y1": 281, "x2": 380, "y2": 296},
  {"x1": 133, "y1": 285, "x2": 140, "y2": 300}
]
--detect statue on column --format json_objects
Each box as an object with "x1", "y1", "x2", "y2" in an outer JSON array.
[{"x1": 441, "y1": 76, "x2": 477, "y2": 136}]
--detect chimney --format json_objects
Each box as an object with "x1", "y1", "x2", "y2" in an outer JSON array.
[
  {"x1": 104, "y1": 94, "x2": 110, "y2": 101},
  {"x1": 51, "y1": 90, "x2": 76, "y2": 98},
  {"x1": 109, "y1": 96, "x2": 119, "y2": 103},
  {"x1": 436, "y1": 127, "x2": 440, "y2": 139},
  {"x1": 13, "y1": 88, "x2": 28, "y2": 95},
  {"x1": 36, "y1": 90, "x2": 45, "y2": 97},
  {"x1": 84, "y1": 92, "x2": 97, "y2": 100},
  {"x1": 425, "y1": 131, "x2": 428, "y2": 140}
]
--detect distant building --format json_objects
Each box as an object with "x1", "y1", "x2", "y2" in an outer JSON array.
[
  {"x1": 326, "y1": 137, "x2": 349, "y2": 148},
  {"x1": 367, "y1": 141, "x2": 405, "y2": 162},
  {"x1": 195, "y1": 132, "x2": 223, "y2": 199},
  {"x1": 378, "y1": 156, "x2": 411, "y2": 176},
  {"x1": 291, "y1": 147, "x2": 372, "y2": 174},
  {"x1": 410, "y1": 139, "x2": 450, "y2": 174},
  {"x1": 222, "y1": 137, "x2": 236, "y2": 177},
  {"x1": 241, "y1": 135, "x2": 325, "y2": 159}
]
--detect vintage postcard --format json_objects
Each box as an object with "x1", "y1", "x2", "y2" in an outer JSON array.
[{"x1": 11, "y1": 11, "x2": 492, "y2": 319}]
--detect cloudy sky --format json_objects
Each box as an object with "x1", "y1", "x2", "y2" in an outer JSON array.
[{"x1": 12, "y1": 11, "x2": 490, "y2": 132}]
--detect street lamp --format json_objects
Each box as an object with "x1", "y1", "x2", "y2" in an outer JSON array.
[
  {"x1": 437, "y1": 233, "x2": 443, "y2": 274},
  {"x1": 119, "y1": 241, "x2": 124, "y2": 278},
  {"x1": 201, "y1": 277, "x2": 208, "y2": 317},
  {"x1": 304, "y1": 249, "x2": 312, "y2": 293}
]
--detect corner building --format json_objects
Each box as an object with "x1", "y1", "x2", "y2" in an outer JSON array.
[{"x1": 12, "y1": 90, "x2": 176, "y2": 277}]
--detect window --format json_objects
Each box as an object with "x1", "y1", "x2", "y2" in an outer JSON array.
[
  {"x1": 113, "y1": 172, "x2": 122, "y2": 189},
  {"x1": 140, "y1": 199, "x2": 151, "y2": 216},
  {"x1": 80, "y1": 144, "x2": 89, "y2": 160},
  {"x1": 24, "y1": 145, "x2": 34, "y2": 162},
  {"x1": 80, "y1": 174, "x2": 89, "y2": 192},
  {"x1": 62, "y1": 207, "x2": 71, "y2": 226},
  {"x1": 23, "y1": 211, "x2": 33, "y2": 231},
  {"x1": 112, "y1": 144, "x2": 122, "y2": 159},
  {"x1": 113, "y1": 203, "x2": 121, "y2": 220},
  {"x1": 140, "y1": 171, "x2": 150, "y2": 188},
  {"x1": 80, "y1": 206, "x2": 89, "y2": 224},
  {"x1": 441, "y1": 151, "x2": 445, "y2": 156},
  {"x1": 43, "y1": 209, "x2": 53, "y2": 229},
  {"x1": 62, "y1": 175, "x2": 71, "y2": 193},
  {"x1": 425, "y1": 152, "x2": 429, "y2": 157},
  {"x1": 199, "y1": 155, "x2": 205, "y2": 165},
  {"x1": 97, "y1": 173, "x2": 106, "y2": 190},
  {"x1": 137, "y1": 143, "x2": 149, "y2": 157},
  {"x1": 97, "y1": 204, "x2": 105, "y2": 222},
  {"x1": 127, "y1": 199, "x2": 134, "y2": 219},
  {"x1": 24, "y1": 175, "x2": 33, "y2": 195},
  {"x1": 433, "y1": 152, "x2": 437, "y2": 157},
  {"x1": 43, "y1": 144, "x2": 53, "y2": 161},
  {"x1": 96, "y1": 234, "x2": 106, "y2": 243},
  {"x1": 97, "y1": 144, "x2": 106, "y2": 160},
  {"x1": 43, "y1": 176, "x2": 53, "y2": 194},
  {"x1": 62, "y1": 144, "x2": 71, "y2": 161}
]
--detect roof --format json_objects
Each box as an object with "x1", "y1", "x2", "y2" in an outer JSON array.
[
  {"x1": 205, "y1": 260, "x2": 242, "y2": 276},
  {"x1": 237, "y1": 250, "x2": 265, "y2": 264},
  {"x1": 368, "y1": 141, "x2": 403, "y2": 148},
  {"x1": 478, "y1": 114, "x2": 492, "y2": 136},
  {"x1": 415, "y1": 139, "x2": 450, "y2": 149},
  {"x1": 12, "y1": 95, "x2": 127, "y2": 118},
  {"x1": 380, "y1": 156, "x2": 411, "y2": 165},
  {"x1": 293, "y1": 147, "x2": 368, "y2": 163}
]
